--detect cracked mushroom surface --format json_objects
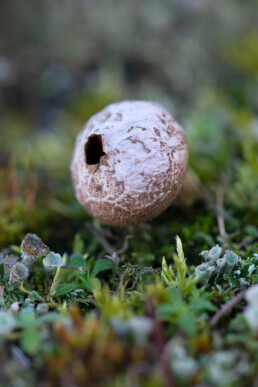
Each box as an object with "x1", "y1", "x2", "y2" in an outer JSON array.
[{"x1": 71, "y1": 100, "x2": 188, "y2": 228}]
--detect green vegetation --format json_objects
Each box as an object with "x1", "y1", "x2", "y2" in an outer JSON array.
[
  {"x1": 0, "y1": 230, "x2": 257, "y2": 386},
  {"x1": 0, "y1": 1, "x2": 258, "y2": 386}
]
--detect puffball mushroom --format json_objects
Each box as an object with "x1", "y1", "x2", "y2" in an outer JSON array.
[{"x1": 71, "y1": 100, "x2": 188, "y2": 228}]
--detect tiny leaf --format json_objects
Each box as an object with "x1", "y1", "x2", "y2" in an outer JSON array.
[
  {"x1": 55, "y1": 283, "x2": 82, "y2": 297},
  {"x1": 85, "y1": 278, "x2": 101, "y2": 291},
  {"x1": 70, "y1": 253, "x2": 86, "y2": 268},
  {"x1": 91, "y1": 259, "x2": 113, "y2": 276},
  {"x1": 21, "y1": 328, "x2": 40, "y2": 355}
]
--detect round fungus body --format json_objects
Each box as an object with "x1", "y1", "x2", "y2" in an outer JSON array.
[{"x1": 71, "y1": 100, "x2": 188, "y2": 228}]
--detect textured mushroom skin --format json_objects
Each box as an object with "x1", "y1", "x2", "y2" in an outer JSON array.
[{"x1": 71, "y1": 100, "x2": 188, "y2": 228}]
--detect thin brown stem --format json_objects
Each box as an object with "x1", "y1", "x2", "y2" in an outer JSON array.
[
  {"x1": 238, "y1": 236, "x2": 252, "y2": 249},
  {"x1": 117, "y1": 234, "x2": 132, "y2": 255},
  {"x1": 210, "y1": 289, "x2": 247, "y2": 327},
  {"x1": 85, "y1": 221, "x2": 115, "y2": 255},
  {"x1": 85, "y1": 222, "x2": 132, "y2": 259}
]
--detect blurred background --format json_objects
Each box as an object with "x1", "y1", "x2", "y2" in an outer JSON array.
[{"x1": 0, "y1": 0, "x2": 257, "y2": 258}]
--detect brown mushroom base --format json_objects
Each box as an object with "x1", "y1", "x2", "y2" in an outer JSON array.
[{"x1": 78, "y1": 167, "x2": 187, "y2": 228}]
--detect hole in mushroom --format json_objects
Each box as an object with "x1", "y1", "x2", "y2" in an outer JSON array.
[{"x1": 85, "y1": 134, "x2": 106, "y2": 165}]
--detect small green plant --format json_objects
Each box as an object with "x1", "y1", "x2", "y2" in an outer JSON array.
[
  {"x1": 9, "y1": 262, "x2": 29, "y2": 287},
  {"x1": 21, "y1": 233, "x2": 50, "y2": 267},
  {"x1": 0, "y1": 233, "x2": 115, "y2": 307},
  {"x1": 4, "y1": 255, "x2": 19, "y2": 281},
  {"x1": 43, "y1": 252, "x2": 62, "y2": 274},
  {"x1": 161, "y1": 236, "x2": 199, "y2": 295},
  {"x1": 53, "y1": 254, "x2": 114, "y2": 298},
  {"x1": 195, "y1": 245, "x2": 258, "y2": 289}
]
